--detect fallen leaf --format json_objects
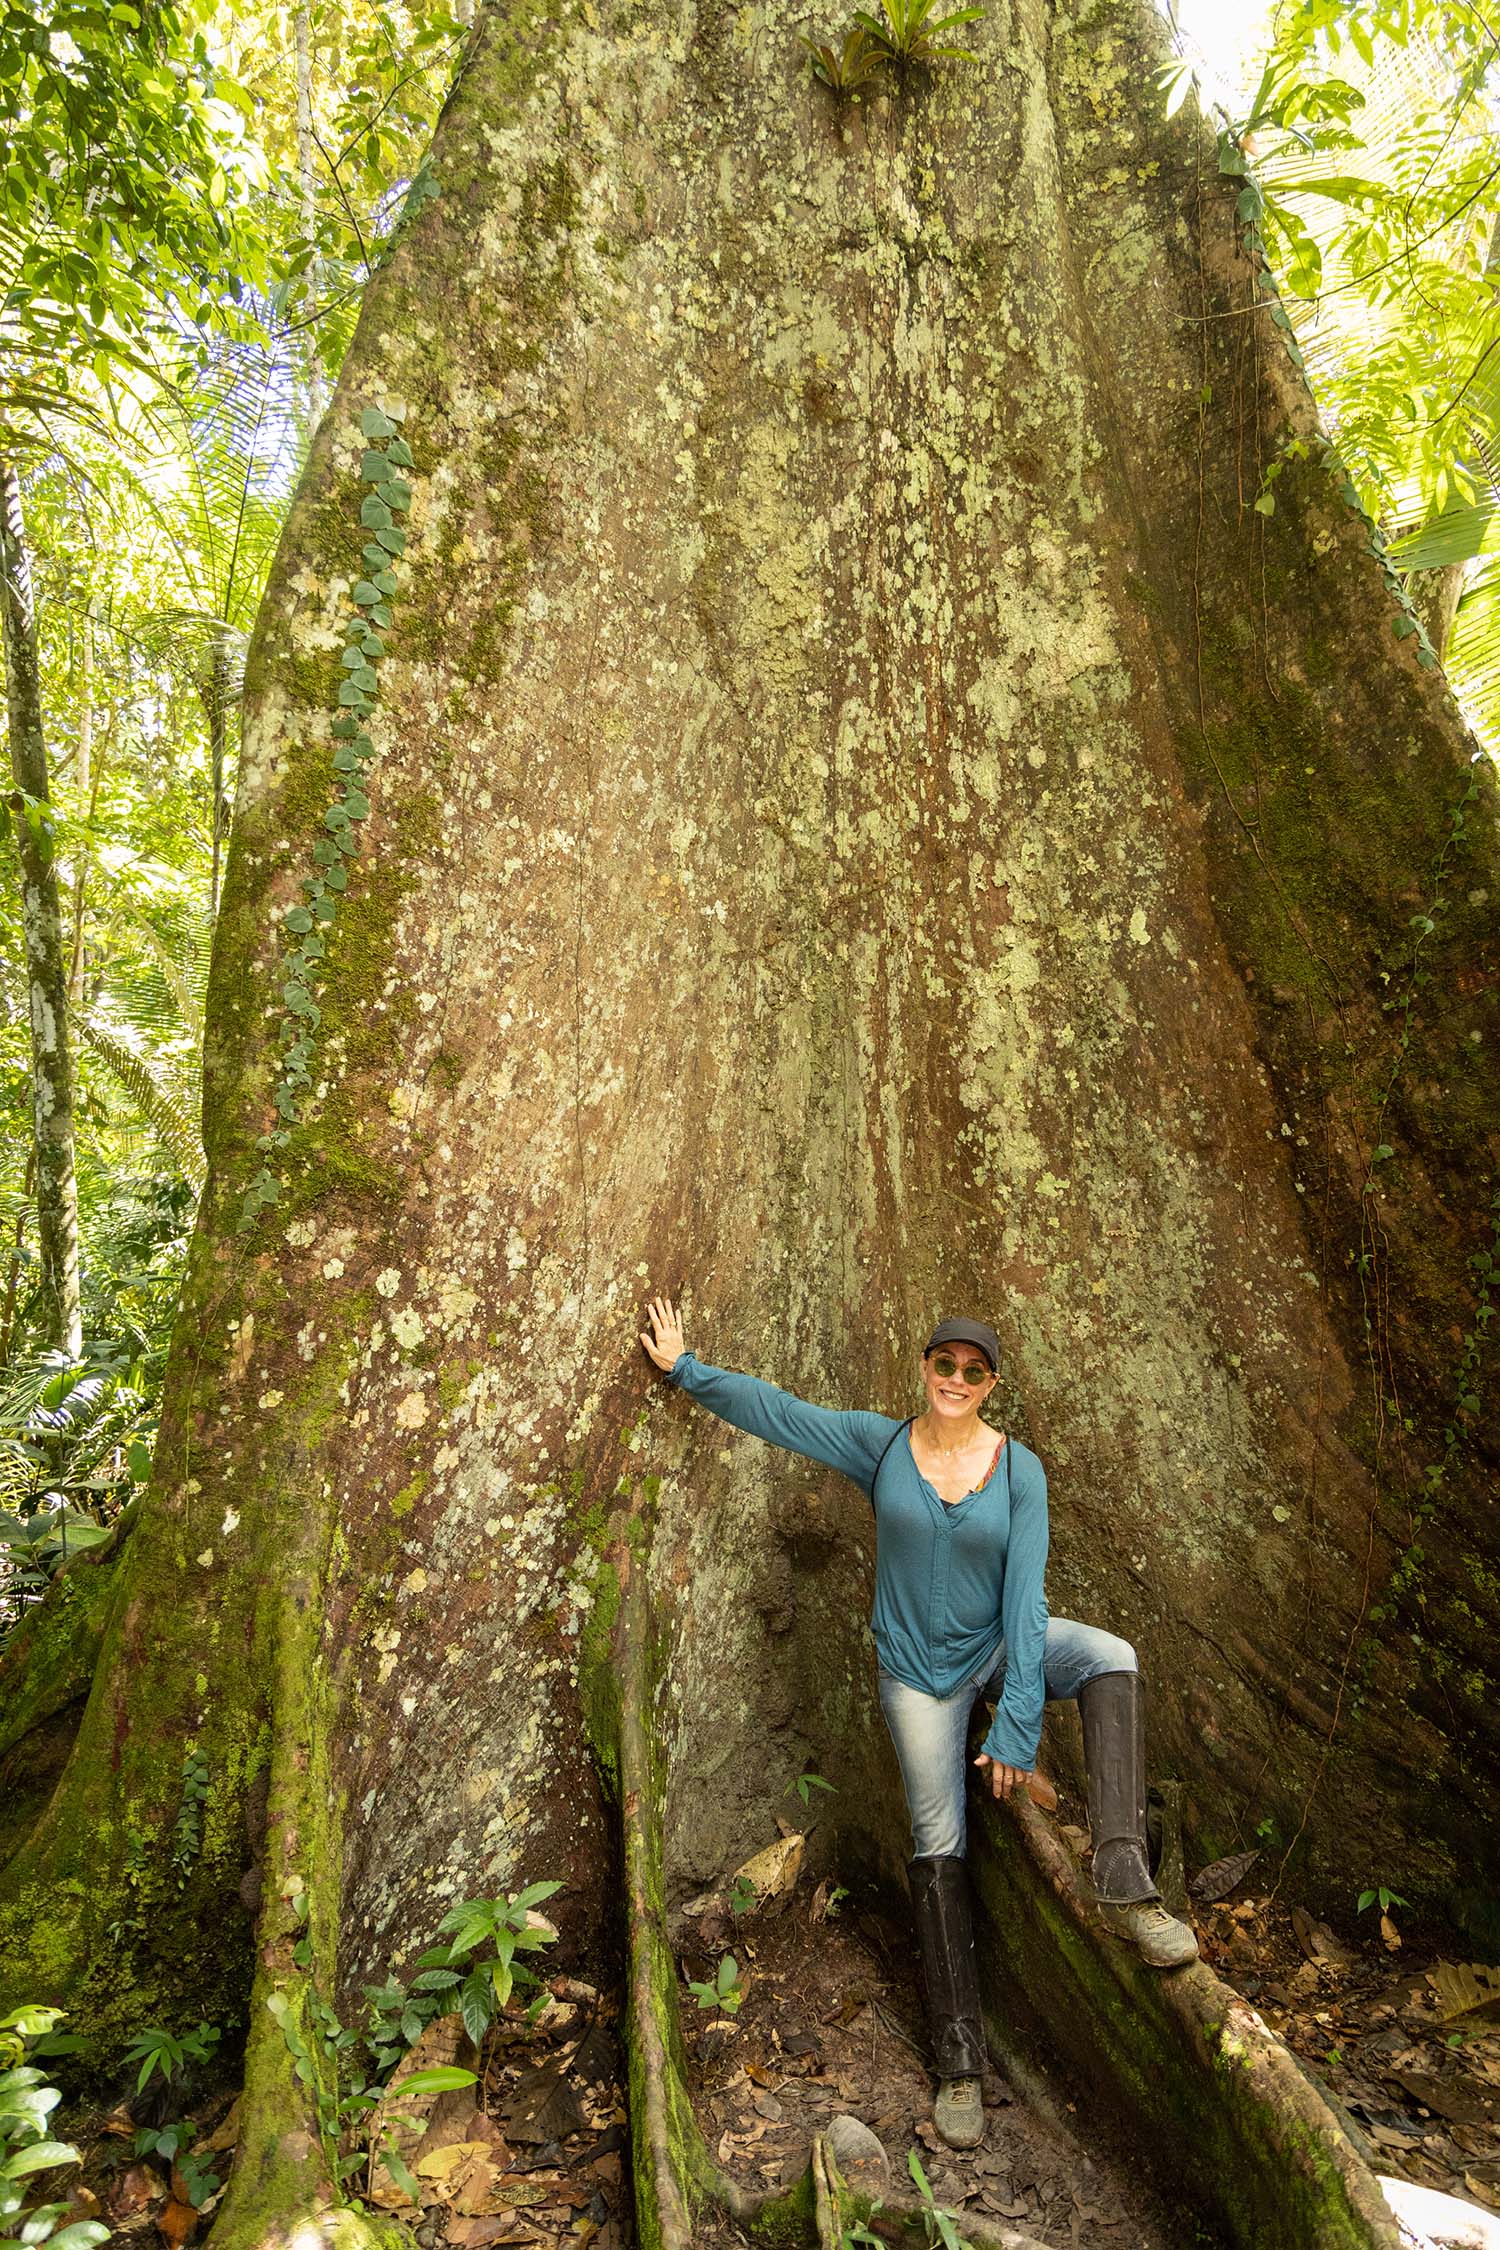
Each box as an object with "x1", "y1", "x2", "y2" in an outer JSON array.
[
  {"x1": 1430, "y1": 1962, "x2": 1500, "y2": 2024},
  {"x1": 1388, "y1": 2071, "x2": 1490, "y2": 2126},
  {"x1": 1381, "y1": 1913, "x2": 1402, "y2": 1951},
  {"x1": 500, "y1": 2066, "x2": 588, "y2": 2145},
  {"x1": 370, "y1": 2013, "x2": 480, "y2": 2204},
  {"x1": 1466, "y1": 2173, "x2": 1500, "y2": 2212},
  {"x1": 109, "y1": 2163, "x2": 167, "y2": 2219},
  {"x1": 416, "y1": 2140, "x2": 496, "y2": 2181},
  {"x1": 1190, "y1": 1848, "x2": 1260, "y2": 1903},
  {"x1": 156, "y1": 2198, "x2": 198, "y2": 2248},
  {"x1": 194, "y1": 2098, "x2": 242, "y2": 2157},
  {"x1": 447, "y1": 2219, "x2": 517, "y2": 2247},
  {"x1": 1369, "y1": 2122, "x2": 1423, "y2": 2150},
  {"x1": 731, "y1": 1833, "x2": 805, "y2": 1905},
  {"x1": 1291, "y1": 1906, "x2": 1353, "y2": 1964},
  {"x1": 980, "y1": 2184, "x2": 1030, "y2": 2218}
]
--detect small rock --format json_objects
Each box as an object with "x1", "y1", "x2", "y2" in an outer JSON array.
[{"x1": 827, "y1": 2114, "x2": 890, "y2": 2187}]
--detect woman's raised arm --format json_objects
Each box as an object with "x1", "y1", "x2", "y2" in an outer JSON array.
[{"x1": 640, "y1": 1292, "x2": 899, "y2": 1498}]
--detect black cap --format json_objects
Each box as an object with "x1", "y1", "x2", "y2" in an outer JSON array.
[{"x1": 924, "y1": 1318, "x2": 1000, "y2": 1373}]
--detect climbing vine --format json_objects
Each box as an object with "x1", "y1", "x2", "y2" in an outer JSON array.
[{"x1": 239, "y1": 406, "x2": 414, "y2": 1231}]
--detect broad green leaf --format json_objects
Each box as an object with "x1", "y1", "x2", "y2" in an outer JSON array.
[
  {"x1": 393, "y1": 2066, "x2": 477, "y2": 2096},
  {"x1": 8, "y1": 2142, "x2": 79, "y2": 2176}
]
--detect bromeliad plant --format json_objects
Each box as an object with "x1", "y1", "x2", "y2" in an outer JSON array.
[
  {"x1": 856, "y1": 0, "x2": 984, "y2": 62},
  {"x1": 240, "y1": 406, "x2": 415, "y2": 1231},
  {"x1": 802, "y1": 0, "x2": 984, "y2": 94}
]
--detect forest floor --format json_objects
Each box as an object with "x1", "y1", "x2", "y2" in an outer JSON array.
[
  {"x1": 42, "y1": 1824, "x2": 1500, "y2": 2250},
  {"x1": 674, "y1": 1882, "x2": 1209, "y2": 2250}
]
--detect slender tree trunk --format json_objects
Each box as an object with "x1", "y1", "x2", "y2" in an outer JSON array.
[
  {"x1": 0, "y1": 455, "x2": 82, "y2": 1358},
  {"x1": 66, "y1": 612, "x2": 91, "y2": 1008},
  {"x1": 2, "y1": 6, "x2": 1499, "y2": 2242},
  {"x1": 206, "y1": 620, "x2": 231, "y2": 918},
  {"x1": 295, "y1": 3, "x2": 327, "y2": 434}
]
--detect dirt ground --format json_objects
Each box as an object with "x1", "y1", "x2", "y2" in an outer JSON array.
[{"x1": 674, "y1": 1881, "x2": 1219, "y2": 2249}]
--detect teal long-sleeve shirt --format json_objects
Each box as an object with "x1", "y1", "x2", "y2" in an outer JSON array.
[{"x1": 666, "y1": 1353, "x2": 1050, "y2": 1771}]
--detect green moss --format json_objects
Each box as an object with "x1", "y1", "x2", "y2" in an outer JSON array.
[{"x1": 390, "y1": 1473, "x2": 427, "y2": 1517}]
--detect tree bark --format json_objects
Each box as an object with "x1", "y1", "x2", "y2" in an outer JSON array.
[
  {"x1": 3, "y1": 0, "x2": 1499, "y2": 2235},
  {"x1": 0, "y1": 454, "x2": 82, "y2": 1358}
]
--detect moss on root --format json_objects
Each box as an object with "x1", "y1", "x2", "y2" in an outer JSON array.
[{"x1": 968, "y1": 1796, "x2": 1400, "y2": 2250}]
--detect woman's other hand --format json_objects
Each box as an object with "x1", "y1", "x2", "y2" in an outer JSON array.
[
  {"x1": 640, "y1": 1293, "x2": 686, "y2": 1372},
  {"x1": 972, "y1": 1752, "x2": 1032, "y2": 1802}
]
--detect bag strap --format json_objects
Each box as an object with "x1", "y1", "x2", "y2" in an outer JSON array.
[{"x1": 870, "y1": 1416, "x2": 913, "y2": 1507}]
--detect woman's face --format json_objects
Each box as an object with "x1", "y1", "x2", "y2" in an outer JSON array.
[{"x1": 921, "y1": 1343, "x2": 997, "y2": 1423}]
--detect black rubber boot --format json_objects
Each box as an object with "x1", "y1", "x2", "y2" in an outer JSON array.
[
  {"x1": 908, "y1": 1854, "x2": 987, "y2": 2146},
  {"x1": 1077, "y1": 1670, "x2": 1198, "y2": 1970}
]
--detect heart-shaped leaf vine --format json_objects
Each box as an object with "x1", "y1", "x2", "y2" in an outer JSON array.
[{"x1": 239, "y1": 407, "x2": 415, "y2": 1231}]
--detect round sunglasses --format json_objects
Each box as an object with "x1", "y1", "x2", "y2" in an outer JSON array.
[{"x1": 929, "y1": 1352, "x2": 993, "y2": 1385}]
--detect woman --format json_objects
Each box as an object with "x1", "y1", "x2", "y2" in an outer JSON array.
[{"x1": 639, "y1": 1295, "x2": 1198, "y2": 2152}]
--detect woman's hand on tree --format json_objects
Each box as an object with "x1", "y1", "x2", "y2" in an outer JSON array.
[
  {"x1": 972, "y1": 1751, "x2": 1031, "y2": 1802},
  {"x1": 640, "y1": 1292, "x2": 686, "y2": 1372}
]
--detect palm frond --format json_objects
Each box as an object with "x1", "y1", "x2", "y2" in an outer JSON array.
[{"x1": 77, "y1": 1017, "x2": 205, "y2": 1194}]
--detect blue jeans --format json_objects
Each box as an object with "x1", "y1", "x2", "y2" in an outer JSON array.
[{"x1": 878, "y1": 1618, "x2": 1137, "y2": 1858}]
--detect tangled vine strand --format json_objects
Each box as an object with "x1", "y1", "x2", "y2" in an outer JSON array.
[{"x1": 239, "y1": 406, "x2": 413, "y2": 1231}]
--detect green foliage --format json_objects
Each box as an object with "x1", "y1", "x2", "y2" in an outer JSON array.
[
  {"x1": 406, "y1": 1883, "x2": 563, "y2": 2045},
  {"x1": 786, "y1": 1769, "x2": 837, "y2": 1808},
  {"x1": 0, "y1": 2006, "x2": 108, "y2": 2250},
  {"x1": 727, "y1": 1875, "x2": 758, "y2": 1918},
  {"x1": 169, "y1": 1750, "x2": 212, "y2": 1885},
  {"x1": 0, "y1": 0, "x2": 268, "y2": 420},
  {"x1": 128, "y1": 2118, "x2": 220, "y2": 2210},
  {"x1": 686, "y1": 1955, "x2": 746, "y2": 2015},
  {"x1": 906, "y1": 2149, "x2": 973, "y2": 2250},
  {"x1": 1165, "y1": 0, "x2": 1500, "y2": 733},
  {"x1": 119, "y1": 2019, "x2": 221, "y2": 2095},
  {"x1": 802, "y1": 0, "x2": 983, "y2": 92},
  {"x1": 0, "y1": 1343, "x2": 156, "y2": 1640},
  {"x1": 852, "y1": 0, "x2": 984, "y2": 65},
  {"x1": 271, "y1": 1885, "x2": 559, "y2": 2211},
  {"x1": 1356, "y1": 1885, "x2": 1410, "y2": 1913},
  {"x1": 800, "y1": 26, "x2": 889, "y2": 96}
]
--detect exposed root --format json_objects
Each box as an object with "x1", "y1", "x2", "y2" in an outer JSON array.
[
  {"x1": 606, "y1": 1553, "x2": 1079, "y2": 2250},
  {"x1": 969, "y1": 1793, "x2": 1403, "y2": 2250}
]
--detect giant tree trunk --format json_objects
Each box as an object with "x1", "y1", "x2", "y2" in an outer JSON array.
[
  {"x1": 3, "y1": 0, "x2": 1498, "y2": 2237},
  {"x1": 0, "y1": 454, "x2": 82, "y2": 1357}
]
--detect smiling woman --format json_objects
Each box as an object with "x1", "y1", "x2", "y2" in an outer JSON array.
[{"x1": 638, "y1": 1291, "x2": 1200, "y2": 2155}]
